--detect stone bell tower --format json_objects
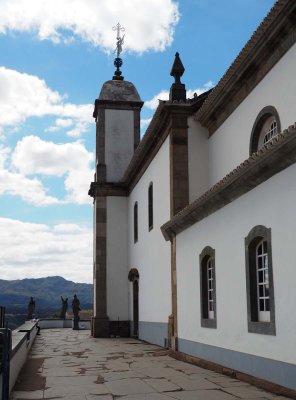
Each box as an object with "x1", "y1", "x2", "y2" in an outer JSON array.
[{"x1": 89, "y1": 24, "x2": 143, "y2": 337}]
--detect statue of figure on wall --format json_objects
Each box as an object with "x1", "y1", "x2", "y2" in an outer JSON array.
[
  {"x1": 60, "y1": 296, "x2": 68, "y2": 320},
  {"x1": 27, "y1": 297, "x2": 35, "y2": 320},
  {"x1": 72, "y1": 294, "x2": 81, "y2": 319}
]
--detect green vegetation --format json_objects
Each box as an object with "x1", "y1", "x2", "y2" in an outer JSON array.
[{"x1": 0, "y1": 276, "x2": 93, "y2": 329}]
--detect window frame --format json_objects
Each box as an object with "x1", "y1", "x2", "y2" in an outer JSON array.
[
  {"x1": 245, "y1": 225, "x2": 276, "y2": 335},
  {"x1": 134, "y1": 201, "x2": 138, "y2": 243},
  {"x1": 249, "y1": 106, "x2": 281, "y2": 155},
  {"x1": 148, "y1": 182, "x2": 153, "y2": 231},
  {"x1": 200, "y1": 246, "x2": 217, "y2": 329}
]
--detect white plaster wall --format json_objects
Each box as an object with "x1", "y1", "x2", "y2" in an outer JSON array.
[
  {"x1": 209, "y1": 43, "x2": 296, "y2": 186},
  {"x1": 10, "y1": 326, "x2": 38, "y2": 392},
  {"x1": 127, "y1": 137, "x2": 171, "y2": 323},
  {"x1": 176, "y1": 164, "x2": 296, "y2": 364},
  {"x1": 105, "y1": 109, "x2": 134, "y2": 182},
  {"x1": 106, "y1": 196, "x2": 129, "y2": 320},
  {"x1": 188, "y1": 117, "x2": 209, "y2": 202}
]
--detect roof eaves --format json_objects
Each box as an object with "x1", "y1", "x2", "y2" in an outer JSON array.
[
  {"x1": 196, "y1": 0, "x2": 293, "y2": 123},
  {"x1": 161, "y1": 122, "x2": 296, "y2": 241}
]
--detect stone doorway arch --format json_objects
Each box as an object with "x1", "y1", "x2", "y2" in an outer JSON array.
[{"x1": 128, "y1": 268, "x2": 139, "y2": 337}]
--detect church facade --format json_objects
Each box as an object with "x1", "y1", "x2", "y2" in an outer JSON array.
[{"x1": 89, "y1": 0, "x2": 296, "y2": 392}]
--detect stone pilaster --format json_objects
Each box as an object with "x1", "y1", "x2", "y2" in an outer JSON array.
[
  {"x1": 169, "y1": 113, "x2": 189, "y2": 217},
  {"x1": 92, "y1": 196, "x2": 109, "y2": 337}
]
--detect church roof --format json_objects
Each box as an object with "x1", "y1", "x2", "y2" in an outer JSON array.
[
  {"x1": 161, "y1": 122, "x2": 296, "y2": 241},
  {"x1": 197, "y1": 0, "x2": 296, "y2": 134},
  {"x1": 122, "y1": 90, "x2": 210, "y2": 190},
  {"x1": 99, "y1": 79, "x2": 142, "y2": 102}
]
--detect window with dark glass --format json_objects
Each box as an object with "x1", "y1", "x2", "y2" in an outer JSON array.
[
  {"x1": 245, "y1": 225, "x2": 276, "y2": 335},
  {"x1": 250, "y1": 106, "x2": 281, "y2": 154},
  {"x1": 200, "y1": 246, "x2": 217, "y2": 329},
  {"x1": 148, "y1": 183, "x2": 153, "y2": 230},
  {"x1": 134, "y1": 202, "x2": 138, "y2": 243}
]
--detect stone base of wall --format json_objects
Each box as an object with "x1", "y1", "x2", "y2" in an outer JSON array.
[
  {"x1": 109, "y1": 321, "x2": 130, "y2": 337},
  {"x1": 92, "y1": 317, "x2": 109, "y2": 338},
  {"x1": 138, "y1": 321, "x2": 168, "y2": 348},
  {"x1": 174, "y1": 338, "x2": 296, "y2": 397}
]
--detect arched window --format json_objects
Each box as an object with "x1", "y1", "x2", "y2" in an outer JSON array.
[
  {"x1": 250, "y1": 106, "x2": 281, "y2": 154},
  {"x1": 128, "y1": 268, "x2": 139, "y2": 337},
  {"x1": 245, "y1": 225, "x2": 276, "y2": 335},
  {"x1": 263, "y1": 120, "x2": 278, "y2": 145},
  {"x1": 134, "y1": 202, "x2": 138, "y2": 243},
  {"x1": 148, "y1": 183, "x2": 153, "y2": 231},
  {"x1": 200, "y1": 246, "x2": 217, "y2": 329}
]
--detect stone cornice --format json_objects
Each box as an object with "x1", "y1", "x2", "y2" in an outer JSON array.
[
  {"x1": 88, "y1": 182, "x2": 128, "y2": 198},
  {"x1": 89, "y1": 92, "x2": 210, "y2": 198},
  {"x1": 197, "y1": 0, "x2": 296, "y2": 135},
  {"x1": 122, "y1": 102, "x2": 191, "y2": 192},
  {"x1": 161, "y1": 123, "x2": 296, "y2": 241},
  {"x1": 93, "y1": 99, "x2": 144, "y2": 118},
  {"x1": 122, "y1": 93, "x2": 210, "y2": 193}
]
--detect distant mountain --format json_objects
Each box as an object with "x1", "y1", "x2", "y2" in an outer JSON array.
[{"x1": 0, "y1": 276, "x2": 93, "y2": 309}]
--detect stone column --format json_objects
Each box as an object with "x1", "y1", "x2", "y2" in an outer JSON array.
[{"x1": 92, "y1": 196, "x2": 109, "y2": 337}]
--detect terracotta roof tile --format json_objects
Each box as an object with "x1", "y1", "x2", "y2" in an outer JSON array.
[
  {"x1": 197, "y1": 0, "x2": 288, "y2": 120},
  {"x1": 162, "y1": 122, "x2": 296, "y2": 239}
]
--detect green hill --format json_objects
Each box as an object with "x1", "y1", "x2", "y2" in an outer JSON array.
[{"x1": 0, "y1": 276, "x2": 93, "y2": 315}]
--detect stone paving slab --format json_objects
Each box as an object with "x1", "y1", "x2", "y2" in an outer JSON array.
[
  {"x1": 10, "y1": 329, "x2": 291, "y2": 400},
  {"x1": 143, "y1": 378, "x2": 181, "y2": 392}
]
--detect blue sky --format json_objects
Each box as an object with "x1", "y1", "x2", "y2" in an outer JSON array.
[{"x1": 0, "y1": 0, "x2": 275, "y2": 283}]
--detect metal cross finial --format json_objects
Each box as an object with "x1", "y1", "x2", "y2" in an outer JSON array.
[
  {"x1": 113, "y1": 22, "x2": 125, "y2": 58},
  {"x1": 112, "y1": 23, "x2": 125, "y2": 80}
]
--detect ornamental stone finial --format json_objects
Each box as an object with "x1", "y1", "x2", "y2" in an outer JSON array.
[
  {"x1": 169, "y1": 52, "x2": 186, "y2": 102},
  {"x1": 170, "y1": 52, "x2": 185, "y2": 84},
  {"x1": 112, "y1": 23, "x2": 125, "y2": 81}
]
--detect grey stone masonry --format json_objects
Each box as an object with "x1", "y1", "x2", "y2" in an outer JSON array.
[{"x1": 11, "y1": 329, "x2": 292, "y2": 400}]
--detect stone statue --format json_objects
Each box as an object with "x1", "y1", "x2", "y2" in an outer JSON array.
[
  {"x1": 27, "y1": 297, "x2": 35, "y2": 320},
  {"x1": 60, "y1": 296, "x2": 68, "y2": 320},
  {"x1": 72, "y1": 294, "x2": 80, "y2": 319}
]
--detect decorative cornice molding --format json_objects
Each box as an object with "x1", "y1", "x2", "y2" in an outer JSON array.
[
  {"x1": 161, "y1": 123, "x2": 296, "y2": 241},
  {"x1": 88, "y1": 182, "x2": 127, "y2": 197},
  {"x1": 197, "y1": 0, "x2": 296, "y2": 135},
  {"x1": 122, "y1": 94, "x2": 209, "y2": 193},
  {"x1": 89, "y1": 92, "x2": 210, "y2": 198},
  {"x1": 93, "y1": 99, "x2": 144, "y2": 118}
]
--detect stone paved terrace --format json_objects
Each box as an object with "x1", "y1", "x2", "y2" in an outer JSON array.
[{"x1": 11, "y1": 329, "x2": 290, "y2": 400}]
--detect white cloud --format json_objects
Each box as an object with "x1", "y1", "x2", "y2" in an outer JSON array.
[
  {"x1": 11, "y1": 135, "x2": 94, "y2": 205},
  {"x1": 144, "y1": 81, "x2": 215, "y2": 110},
  {"x1": 140, "y1": 118, "x2": 152, "y2": 131},
  {"x1": 0, "y1": 144, "x2": 10, "y2": 168},
  {"x1": 0, "y1": 0, "x2": 179, "y2": 53},
  {"x1": 145, "y1": 90, "x2": 171, "y2": 110},
  {"x1": 0, "y1": 169, "x2": 61, "y2": 206},
  {"x1": 12, "y1": 135, "x2": 93, "y2": 176},
  {"x1": 186, "y1": 81, "x2": 215, "y2": 98},
  {"x1": 0, "y1": 142, "x2": 62, "y2": 205},
  {"x1": 0, "y1": 218, "x2": 92, "y2": 283},
  {"x1": 0, "y1": 67, "x2": 93, "y2": 137},
  {"x1": 47, "y1": 118, "x2": 74, "y2": 132}
]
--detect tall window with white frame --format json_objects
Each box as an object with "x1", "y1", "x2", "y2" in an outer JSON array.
[
  {"x1": 148, "y1": 183, "x2": 153, "y2": 231},
  {"x1": 245, "y1": 225, "x2": 276, "y2": 335},
  {"x1": 200, "y1": 246, "x2": 217, "y2": 329},
  {"x1": 134, "y1": 202, "x2": 138, "y2": 243},
  {"x1": 256, "y1": 239, "x2": 270, "y2": 322}
]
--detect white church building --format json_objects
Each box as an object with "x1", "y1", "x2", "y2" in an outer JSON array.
[{"x1": 89, "y1": 0, "x2": 296, "y2": 392}]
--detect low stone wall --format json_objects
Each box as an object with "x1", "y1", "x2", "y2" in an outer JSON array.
[
  {"x1": 38, "y1": 318, "x2": 91, "y2": 330},
  {"x1": 10, "y1": 322, "x2": 39, "y2": 392},
  {"x1": 0, "y1": 319, "x2": 91, "y2": 396},
  {"x1": 0, "y1": 320, "x2": 39, "y2": 395}
]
